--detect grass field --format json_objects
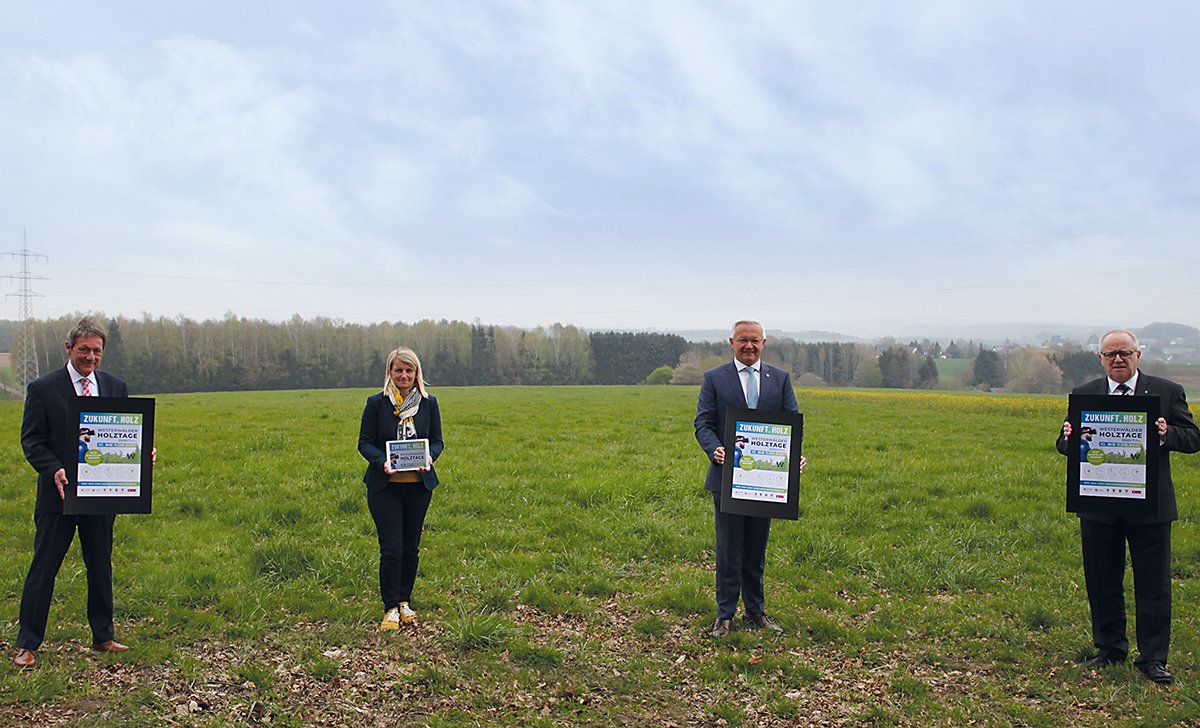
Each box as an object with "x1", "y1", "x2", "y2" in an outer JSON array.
[
  {"x1": 933, "y1": 358, "x2": 972, "y2": 383},
  {"x1": 1167, "y1": 365, "x2": 1200, "y2": 395},
  {"x1": 2, "y1": 386, "x2": 1200, "y2": 726}
]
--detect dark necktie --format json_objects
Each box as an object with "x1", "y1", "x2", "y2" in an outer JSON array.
[{"x1": 1115, "y1": 383, "x2": 1131, "y2": 395}]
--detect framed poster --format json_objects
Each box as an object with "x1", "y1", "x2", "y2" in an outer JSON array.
[
  {"x1": 64, "y1": 396, "x2": 155, "y2": 515},
  {"x1": 720, "y1": 407, "x2": 804, "y2": 520},
  {"x1": 386, "y1": 438, "x2": 430, "y2": 472},
  {"x1": 1065, "y1": 394, "x2": 1160, "y2": 517}
]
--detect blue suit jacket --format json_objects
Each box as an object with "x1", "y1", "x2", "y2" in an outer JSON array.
[
  {"x1": 358, "y1": 391, "x2": 443, "y2": 492},
  {"x1": 695, "y1": 361, "x2": 799, "y2": 493},
  {"x1": 1056, "y1": 373, "x2": 1200, "y2": 524},
  {"x1": 21, "y1": 366, "x2": 129, "y2": 513}
]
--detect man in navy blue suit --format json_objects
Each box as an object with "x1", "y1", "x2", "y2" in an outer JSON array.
[
  {"x1": 695, "y1": 320, "x2": 804, "y2": 637},
  {"x1": 13, "y1": 317, "x2": 134, "y2": 667}
]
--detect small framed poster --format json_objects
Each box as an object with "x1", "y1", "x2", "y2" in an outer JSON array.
[
  {"x1": 1065, "y1": 394, "x2": 1160, "y2": 517},
  {"x1": 386, "y1": 438, "x2": 430, "y2": 472},
  {"x1": 64, "y1": 396, "x2": 155, "y2": 515},
  {"x1": 720, "y1": 407, "x2": 804, "y2": 520}
]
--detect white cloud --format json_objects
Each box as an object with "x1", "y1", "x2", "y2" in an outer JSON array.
[{"x1": 2, "y1": 0, "x2": 1199, "y2": 333}]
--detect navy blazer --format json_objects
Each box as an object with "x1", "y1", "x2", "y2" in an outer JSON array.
[
  {"x1": 21, "y1": 366, "x2": 129, "y2": 513},
  {"x1": 1056, "y1": 373, "x2": 1200, "y2": 524},
  {"x1": 695, "y1": 361, "x2": 799, "y2": 493},
  {"x1": 358, "y1": 391, "x2": 443, "y2": 492}
]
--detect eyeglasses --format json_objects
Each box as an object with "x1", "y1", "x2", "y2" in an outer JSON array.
[
  {"x1": 734, "y1": 338, "x2": 763, "y2": 345},
  {"x1": 1100, "y1": 350, "x2": 1137, "y2": 360}
]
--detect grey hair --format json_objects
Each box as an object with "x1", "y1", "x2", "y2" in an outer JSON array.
[
  {"x1": 731, "y1": 320, "x2": 763, "y2": 338},
  {"x1": 1099, "y1": 329, "x2": 1139, "y2": 351},
  {"x1": 66, "y1": 317, "x2": 107, "y2": 348}
]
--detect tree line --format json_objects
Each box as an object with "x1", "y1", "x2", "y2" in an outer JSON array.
[
  {"x1": 3, "y1": 314, "x2": 1111, "y2": 396},
  {"x1": 9, "y1": 313, "x2": 695, "y2": 394},
  {"x1": 952, "y1": 347, "x2": 1105, "y2": 393},
  {"x1": 651, "y1": 338, "x2": 1108, "y2": 394}
]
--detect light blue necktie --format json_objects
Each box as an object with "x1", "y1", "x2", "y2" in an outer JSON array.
[{"x1": 746, "y1": 366, "x2": 759, "y2": 409}]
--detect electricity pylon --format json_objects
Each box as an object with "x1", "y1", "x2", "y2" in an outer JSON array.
[{"x1": 3, "y1": 231, "x2": 48, "y2": 392}]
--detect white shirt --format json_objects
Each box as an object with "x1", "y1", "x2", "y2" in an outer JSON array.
[
  {"x1": 1107, "y1": 371, "x2": 1139, "y2": 395},
  {"x1": 1108, "y1": 370, "x2": 1163, "y2": 442},
  {"x1": 67, "y1": 362, "x2": 98, "y2": 396},
  {"x1": 735, "y1": 359, "x2": 761, "y2": 404}
]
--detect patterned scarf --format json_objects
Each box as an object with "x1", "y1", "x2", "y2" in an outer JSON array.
[{"x1": 385, "y1": 382, "x2": 423, "y2": 440}]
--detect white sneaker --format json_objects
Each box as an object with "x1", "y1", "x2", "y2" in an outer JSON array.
[
  {"x1": 398, "y1": 602, "x2": 418, "y2": 623},
  {"x1": 381, "y1": 608, "x2": 401, "y2": 631}
]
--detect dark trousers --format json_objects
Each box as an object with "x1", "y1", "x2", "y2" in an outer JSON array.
[
  {"x1": 712, "y1": 491, "x2": 771, "y2": 620},
  {"x1": 17, "y1": 511, "x2": 117, "y2": 651},
  {"x1": 1080, "y1": 518, "x2": 1172, "y2": 666},
  {"x1": 367, "y1": 482, "x2": 433, "y2": 609}
]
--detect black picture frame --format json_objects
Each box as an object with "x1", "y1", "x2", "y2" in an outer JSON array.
[
  {"x1": 64, "y1": 396, "x2": 155, "y2": 515},
  {"x1": 1065, "y1": 394, "x2": 1160, "y2": 517},
  {"x1": 720, "y1": 407, "x2": 804, "y2": 520}
]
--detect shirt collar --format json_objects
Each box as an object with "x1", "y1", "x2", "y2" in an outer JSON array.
[
  {"x1": 66, "y1": 361, "x2": 97, "y2": 389},
  {"x1": 735, "y1": 359, "x2": 760, "y2": 373},
  {"x1": 1107, "y1": 370, "x2": 1139, "y2": 394}
]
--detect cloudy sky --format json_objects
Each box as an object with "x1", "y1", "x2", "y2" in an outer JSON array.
[{"x1": 2, "y1": 1, "x2": 1198, "y2": 338}]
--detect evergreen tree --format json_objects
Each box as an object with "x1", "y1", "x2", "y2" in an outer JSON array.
[
  {"x1": 589, "y1": 332, "x2": 687, "y2": 385},
  {"x1": 102, "y1": 318, "x2": 125, "y2": 379},
  {"x1": 877, "y1": 347, "x2": 912, "y2": 388},
  {"x1": 1052, "y1": 350, "x2": 1105, "y2": 388},
  {"x1": 970, "y1": 349, "x2": 1004, "y2": 388},
  {"x1": 917, "y1": 355, "x2": 939, "y2": 388}
]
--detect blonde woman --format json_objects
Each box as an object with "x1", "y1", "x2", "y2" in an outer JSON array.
[{"x1": 358, "y1": 348, "x2": 443, "y2": 630}]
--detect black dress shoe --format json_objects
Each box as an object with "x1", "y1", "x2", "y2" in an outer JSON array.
[
  {"x1": 743, "y1": 613, "x2": 784, "y2": 633},
  {"x1": 711, "y1": 619, "x2": 733, "y2": 638},
  {"x1": 1078, "y1": 655, "x2": 1124, "y2": 669},
  {"x1": 1139, "y1": 663, "x2": 1174, "y2": 685}
]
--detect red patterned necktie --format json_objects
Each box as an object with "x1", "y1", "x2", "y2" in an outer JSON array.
[{"x1": 80, "y1": 378, "x2": 91, "y2": 396}]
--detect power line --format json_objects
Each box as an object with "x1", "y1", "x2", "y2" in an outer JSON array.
[{"x1": 3, "y1": 231, "x2": 49, "y2": 393}]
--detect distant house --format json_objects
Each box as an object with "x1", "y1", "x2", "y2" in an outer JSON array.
[{"x1": 0, "y1": 353, "x2": 10, "y2": 368}]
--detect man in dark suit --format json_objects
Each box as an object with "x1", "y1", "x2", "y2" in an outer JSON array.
[
  {"x1": 1056, "y1": 329, "x2": 1200, "y2": 684},
  {"x1": 695, "y1": 320, "x2": 804, "y2": 637},
  {"x1": 13, "y1": 317, "x2": 133, "y2": 667}
]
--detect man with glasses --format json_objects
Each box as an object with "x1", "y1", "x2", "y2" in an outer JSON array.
[
  {"x1": 1056, "y1": 329, "x2": 1200, "y2": 684},
  {"x1": 695, "y1": 320, "x2": 804, "y2": 637}
]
